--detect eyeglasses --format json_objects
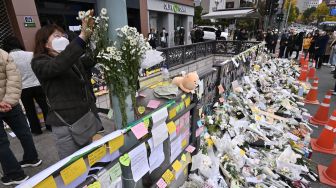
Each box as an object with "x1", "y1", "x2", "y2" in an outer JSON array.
[{"x1": 52, "y1": 33, "x2": 68, "y2": 39}]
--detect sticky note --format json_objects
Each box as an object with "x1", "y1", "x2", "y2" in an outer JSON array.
[
  {"x1": 197, "y1": 120, "x2": 203, "y2": 127},
  {"x1": 156, "y1": 178, "x2": 167, "y2": 188},
  {"x1": 143, "y1": 118, "x2": 150, "y2": 129},
  {"x1": 176, "y1": 104, "x2": 181, "y2": 113},
  {"x1": 60, "y1": 158, "x2": 87, "y2": 185},
  {"x1": 182, "y1": 139, "x2": 187, "y2": 148},
  {"x1": 185, "y1": 153, "x2": 192, "y2": 163},
  {"x1": 108, "y1": 163, "x2": 122, "y2": 182},
  {"x1": 138, "y1": 106, "x2": 146, "y2": 114},
  {"x1": 166, "y1": 121, "x2": 176, "y2": 135},
  {"x1": 107, "y1": 109, "x2": 113, "y2": 119},
  {"x1": 119, "y1": 153, "x2": 130, "y2": 166},
  {"x1": 88, "y1": 181, "x2": 101, "y2": 188},
  {"x1": 196, "y1": 126, "x2": 204, "y2": 137},
  {"x1": 131, "y1": 122, "x2": 148, "y2": 139},
  {"x1": 172, "y1": 160, "x2": 182, "y2": 172},
  {"x1": 218, "y1": 85, "x2": 224, "y2": 94},
  {"x1": 206, "y1": 138, "x2": 214, "y2": 147},
  {"x1": 162, "y1": 169, "x2": 174, "y2": 184},
  {"x1": 240, "y1": 149, "x2": 246, "y2": 156},
  {"x1": 255, "y1": 115, "x2": 262, "y2": 121},
  {"x1": 184, "y1": 97, "x2": 191, "y2": 107},
  {"x1": 181, "y1": 94, "x2": 186, "y2": 99},
  {"x1": 34, "y1": 176, "x2": 57, "y2": 188},
  {"x1": 181, "y1": 154, "x2": 187, "y2": 162},
  {"x1": 169, "y1": 108, "x2": 177, "y2": 119},
  {"x1": 147, "y1": 100, "x2": 161, "y2": 109},
  {"x1": 219, "y1": 97, "x2": 225, "y2": 103},
  {"x1": 185, "y1": 145, "x2": 196, "y2": 153},
  {"x1": 109, "y1": 134, "x2": 124, "y2": 154},
  {"x1": 88, "y1": 146, "x2": 107, "y2": 166}
]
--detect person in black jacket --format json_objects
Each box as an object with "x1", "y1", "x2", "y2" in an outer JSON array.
[
  {"x1": 285, "y1": 30, "x2": 296, "y2": 58},
  {"x1": 31, "y1": 20, "x2": 102, "y2": 159},
  {"x1": 265, "y1": 29, "x2": 273, "y2": 52},
  {"x1": 309, "y1": 30, "x2": 320, "y2": 61},
  {"x1": 237, "y1": 28, "x2": 248, "y2": 41},
  {"x1": 279, "y1": 30, "x2": 289, "y2": 58},
  {"x1": 256, "y1": 29, "x2": 264, "y2": 41},
  {"x1": 270, "y1": 31, "x2": 278, "y2": 54},
  {"x1": 314, "y1": 31, "x2": 330, "y2": 69}
]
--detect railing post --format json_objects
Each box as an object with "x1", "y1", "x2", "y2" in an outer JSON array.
[{"x1": 182, "y1": 46, "x2": 186, "y2": 64}]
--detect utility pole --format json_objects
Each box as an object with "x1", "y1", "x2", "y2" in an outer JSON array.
[{"x1": 284, "y1": 0, "x2": 291, "y2": 29}]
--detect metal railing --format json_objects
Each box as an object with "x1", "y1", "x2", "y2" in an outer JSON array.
[{"x1": 158, "y1": 40, "x2": 261, "y2": 68}]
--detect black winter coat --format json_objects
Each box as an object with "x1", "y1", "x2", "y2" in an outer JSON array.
[{"x1": 32, "y1": 37, "x2": 97, "y2": 126}]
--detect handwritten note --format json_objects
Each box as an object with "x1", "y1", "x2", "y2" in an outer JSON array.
[
  {"x1": 88, "y1": 181, "x2": 101, "y2": 188},
  {"x1": 162, "y1": 169, "x2": 175, "y2": 185},
  {"x1": 119, "y1": 153, "x2": 130, "y2": 166},
  {"x1": 109, "y1": 134, "x2": 124, "y2": 154},
  {"x1": 128, "y1": 143, "x2": 150, "y2": 182},
  {"x1": 34, "y1": 176, "x2": 57, "y2": 188},
  {"x1": 88, "y1": 146, "x2": 107, "y2": 166},
  {"x1": 172, "y1": 160, "x2": 182, "y2": 172},
  {"x1": 169, "y1": 107, "x2": 177, "y2": 120},
  {"x1": 152, "y1": 122, "x2": 168, "y2": 147},
  {"x1": 151, "y1": 107, "x2": 168, "y2": 126},
  {"x1": 166, "y1": 121, "x2": 177, "y2": 135},
  {"x1": 60, "y1": 158, "x2": 87, "y2": 185},
  {"x1": 218, "y1": 85, "x2": 225, "y2": 94},
  {"x1": 108, "y1": 162, "x2": 122, "y2": 182},
  {"x1": 170, "y1": 136, "x2": 182, "y2": 162},
  {"x1": 185, "y1": 145, "x2": 196, "y2": 153},
  {"x1": 181, "y1": 138, "x2": 188, "y2": 148},
  {"x1": 197, "y1": 120, "x2": 203, "y2": 127},
  {"x1": 148, "y1": 138, "x2": 165, "y2": 173},
  {"x1": 147, "y1": 100, "x2": 161, "y2": 109},
  {"x1": 181, "y1": 154, "x2": 187, "y2": 162},
  {"x1": 156, "y1": 178, "x2": 167, "y2": 188},
  {"x1": 184, "y1": 97, "x2": 191, "y2": 107},
  {"x1": 131, "y1": 122, "x2": 148, "y2": 139}
]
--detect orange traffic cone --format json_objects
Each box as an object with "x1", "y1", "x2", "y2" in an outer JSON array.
[
  {"x1": 300, "y1": 54, "x2": 305, "y2": 66},
  {"x1": 298, "y1": 65, "x2": 309, "y2": 82},
  {"x1": 310, "y1": 110, "x2": 336, "y2": 155},
  {"x1": 309, "y1": 90, "x2": 332, "y2": 126},
  {"x1": 306, "y1": 53, "x2": 309, "y2": 61},
  {"x1": 304, "y1": 77, "x2": 319, "y2": 104},
  {"x1": 318, "y1": 158, "x2": 336, "y2": 187},
  {"x1": 308, "y1": 61, "x2": 316, "y2": 79}
]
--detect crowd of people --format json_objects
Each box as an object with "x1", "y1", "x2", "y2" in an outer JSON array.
[{"x1": 0, "y1": 15, "x2": 105, "y2": 186}]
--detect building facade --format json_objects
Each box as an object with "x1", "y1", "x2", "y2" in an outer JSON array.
[
  {"x1": 0, "y1": 0, "x2": 193, "y2": 51},
  {"x1": 308, "y1": 0, "x2": 320, "y2": 8},
  {"x1": 296, "y1": 0, "x2": 310, "y2": 12}
]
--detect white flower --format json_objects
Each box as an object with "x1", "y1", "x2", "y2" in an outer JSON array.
[
  {"x1": 130, "y1": 40, "x2": 136, "y2": 46},
  {"x1": 85, "y1": 10, "x2": 91, "y2": 16},
  {"x1": 107, "y1": 47, "x2": 113, "y2": 52},
  {"x1": 122, "y1": 46, "x2": 126, "y2": 51},
  {"x1": 101, "y1": 8, "x2": 107, "y2": 15},
  {"x1": 78, "y1": 11, "x2": 85, "y2": 19},
  {"x1": 117, "y1": 51, "x2": 122, "y2": 56},
  {"x1": 116, "y1": 56, "x2": 121, "y2": 61}
]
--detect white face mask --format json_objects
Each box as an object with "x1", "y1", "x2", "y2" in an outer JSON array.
[{"x1": 51, "y1": 37, "x2": 69, "y2": 52}]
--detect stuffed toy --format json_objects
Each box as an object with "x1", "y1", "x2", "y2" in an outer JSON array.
[{"x1": 172, "y1": 71, "x2": 199, "y2": 93}]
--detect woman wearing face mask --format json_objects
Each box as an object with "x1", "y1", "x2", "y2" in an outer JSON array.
[{"x1": 31, "y1": 16, "x2": 103, "y2": 159}]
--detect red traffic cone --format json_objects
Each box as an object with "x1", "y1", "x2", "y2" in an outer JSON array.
[
  {"x1": 300, "y1": 54, "x2": 305, "y2": 66},
  {"x1": 318, "y1": 157, "x2": 336, "y2": 187},
  {"x1": 310, "y1": 110, "x2": 336, "y2": 155},
  {"x1": 298, "y1": 66, "x2": 309, "y2": 82},
  {"x1": 310, "y1": 90, "x2": 332, "y2": 126},
  {"x1": 308, "y1": 61, "x2": 316, "y2": 79},
  {"x1": 304, "y1": 77, "x2": 319, "y2": 104}
]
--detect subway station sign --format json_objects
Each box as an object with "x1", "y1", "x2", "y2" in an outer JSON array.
[{"x1": 164, "y1": 3, "x2": 186, "y2": 13}]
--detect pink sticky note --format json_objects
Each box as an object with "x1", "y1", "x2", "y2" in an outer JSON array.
[
  {"x1": 131, "y1": 122, "x2": 148, "y2": 139},
  {"x1": 147, "y1": 100, "x2": 161, "y2": 109},
  {"x1": 176, "y1": 124, "x2": 181, "y2": 134},
  {"x1": 185, "y1": 145, "x2": 196, "y2": 153},
  {"x1": 218, "y1": 85, "x2": 224, "y2": 94},
  {"x1": 156, "y1": 178, "x2": 167, "y2": 188},
  {"x1": 196, "y1": 127, "x2": 204, "y2": 137},
  {"x1": 219, "y1": 97, "x2": 225, "y2": 103}
]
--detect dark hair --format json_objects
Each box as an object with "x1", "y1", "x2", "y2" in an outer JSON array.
[
  {"x1": 3, "y1": 36, "x2": 24, "y2": 52},
  {"x1": 34, "y1": 24, "x2": 64, "y2": 57}
]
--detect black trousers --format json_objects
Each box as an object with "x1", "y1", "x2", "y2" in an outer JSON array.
[
  {"x1": 21, "y1": 86, "x2": 50, "y2": 134},
  {"x1": 279, "y1": 46, "x2": 286, "y2": 58},
  {"x1": 314, "y1": 55, "x2": 322, "y2": 69}
]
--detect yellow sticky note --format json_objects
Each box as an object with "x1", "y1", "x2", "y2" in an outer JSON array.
[
  {"x1": 182, "y1": 139, "x2": 187, "y2": 148},
  {"x1": 183, "y1": 167, "x2": 188, "y2": 175},
  {"x1": 166, "y1": 121, "x2": 176, "y2": 134},
  {"x1": 206, "y1": 138, "x2": 214, "y2": 147},
  {"x1": 240, "y1": 149, "x2": 246, "y2": 156},
  {"x1": 186, "y1": 153, "x2": 192, "y2": 164},
  {"x1": 181, "y1": 154, "x2": 187, "y2": 162},
  {"x1": 88, "y1": 146, "x2": 107, "y2": 166},
  {"x1": 60, "y1": 158, "x2": 87, "y2": 185},
  {"x1": 34, "y1": 176, "x2": 57, "y2": 188},
  {"x1": 185, "y1": 97, "x2": 191, "y2": 107},
  {"x1": 88, "y1": 181, "x2": 101, "y2": 188},
  {"x1": 109, "y1": 134, "x2": 124, "y2": 154},
  {"x1": 181, "y1": 94, "x2": 186, "y2": 99},
  {"x1": 255, "y1": 115, "x2": 262, "y2": 121},
  {"x1": 169, "y1": 108, "x2": 177, "y2": 119},
  {"x1": 172, "y1": 160, "x2": 182, "y2": 172},
  {"x1": 162, "y1": 169, "x2": 174, "y2": 184},
  {"x1": 143, "y1": 118, "x2": 150, "y2": 129}
]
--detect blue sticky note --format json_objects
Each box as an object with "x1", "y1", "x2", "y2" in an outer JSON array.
[{"x1": 197, "y1": 120, "x2": 203, "y2": 128}]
